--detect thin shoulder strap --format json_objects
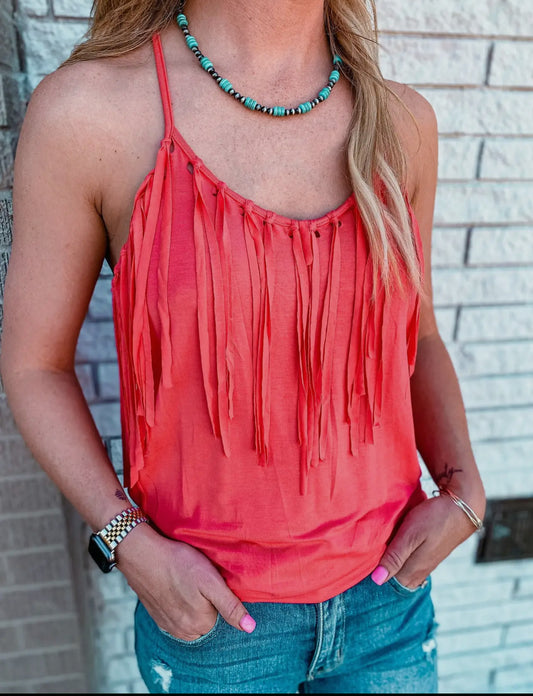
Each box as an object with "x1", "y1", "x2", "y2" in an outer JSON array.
[{"x1": 152, "y1": 33, "x2": 174, "y2": 140}]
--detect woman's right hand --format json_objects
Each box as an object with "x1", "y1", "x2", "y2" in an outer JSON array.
[{"x1": 115, "y1": 523, "x2": 256, "y2": 641}]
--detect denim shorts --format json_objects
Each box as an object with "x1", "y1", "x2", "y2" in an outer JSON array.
[{"x1": 134, "y1": 573, "x2": 438, "y2": 694}]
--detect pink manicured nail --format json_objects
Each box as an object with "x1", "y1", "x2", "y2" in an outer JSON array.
[
  {"x1": 371, "y1": 565, "x2": 389, "y2": 585},
  {"x1": 239, "y1": 614, "x2": 256, "y2": 633}
]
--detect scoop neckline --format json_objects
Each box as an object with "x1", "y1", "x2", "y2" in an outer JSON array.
[{"x1": 170, "y1": 125, "x2": 355, "y2": 228}]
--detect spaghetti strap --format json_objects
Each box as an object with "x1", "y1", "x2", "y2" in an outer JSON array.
[{"x1": 152, "y1": 33, "x2": 174, "y2": 140}]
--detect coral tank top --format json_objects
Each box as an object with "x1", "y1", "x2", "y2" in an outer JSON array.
[{"x1": 111, "y1": 34, "x2": 427, "y2": 602}]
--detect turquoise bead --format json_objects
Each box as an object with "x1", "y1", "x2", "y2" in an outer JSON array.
[
  {"x1": 329, "y1": 70, "x2": 340, "y2": 83},
  {"x1": 318, "y1": 87, "x2": 331, "y2": 100},
  {"x1": 333, "y1": 54, "x2": 342, "y2": 64},
  {"x1": 177, "y1": 14, "x2": 188, "y2": 28},
  {"x1": 298, "y1": 102, "x2": 312, "y2": 113},
  {"x1": 245, "y1": 97, "x2": 258, "y2": 110},
  {"x1": 200, "y1": 57, "x2": 213, "y2": 71},
  {"x1": 272, "y1": 106, "x2": 285, "y2": 116},
  {"x1": 219, "y1": 78, "x2": 233, "y2": 92},
  {"x1": 185, "y1": 35, "x2": 198, "y2": 49}
]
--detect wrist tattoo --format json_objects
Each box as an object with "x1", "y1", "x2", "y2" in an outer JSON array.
[
  {"x1": 435, "y1": 461, "x2": 463, "y2": 487},
  {"x1": 114, "y1": 489, "x2": 128, "y2": 502}
]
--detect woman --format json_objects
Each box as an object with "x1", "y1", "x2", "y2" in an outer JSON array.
[{"x1": 1, "y1": 0, "x2": 486, "y2": 693}]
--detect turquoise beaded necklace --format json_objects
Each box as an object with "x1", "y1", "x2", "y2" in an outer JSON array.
[{"x1": 176, "y1": 4, "x2": 342, "y2": 117}]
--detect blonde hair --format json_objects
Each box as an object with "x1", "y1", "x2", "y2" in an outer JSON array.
[{"x1": 63, "y1": 0, "x2": 421, "y2": 292}]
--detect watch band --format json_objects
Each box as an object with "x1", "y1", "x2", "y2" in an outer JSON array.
[{"x1": 97, "y1": 506, "x2": 149, "y2": 551}]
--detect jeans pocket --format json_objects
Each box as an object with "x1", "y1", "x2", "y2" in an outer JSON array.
[
  {"x1": 156, "y1": 612, "x2": 222, "y2": 648},
  {"x1": 387, "y1": 575, "x2": 431, "y2": 598}
]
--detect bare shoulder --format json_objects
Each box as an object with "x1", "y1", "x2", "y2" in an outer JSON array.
[
  {"x1": 385, "y1": 80, "x2": 438, "y2": 145},
  {"x1": 26, "y1": 43, "x2": 156, "y2": 128},
  {"x1": 18, "y1": 45, "x2": 161, "y2": 202},
  {"x1": 25, "y1": 56, "x2": 132, "y2": 146},
  {"x1": 384, "y1": 80, "x2": 438, "y2": 199}
]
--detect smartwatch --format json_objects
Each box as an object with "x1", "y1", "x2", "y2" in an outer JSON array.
[{"x1": 88, "y1": 507, "x2": 149, "y2": 573}]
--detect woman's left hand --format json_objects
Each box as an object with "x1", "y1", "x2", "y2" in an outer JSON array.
[{"x1": 371, "y1": 492, "x2": 482, "y2": 589}]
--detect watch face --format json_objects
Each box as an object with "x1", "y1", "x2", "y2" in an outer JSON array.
[{"x1": 88, "y1": 533, "x2": 116, "y2": 573}]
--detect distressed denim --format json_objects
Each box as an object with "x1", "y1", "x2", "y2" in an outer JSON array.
[{"x1": 135, "y1": 573, "x2": 438, "y2": 694}]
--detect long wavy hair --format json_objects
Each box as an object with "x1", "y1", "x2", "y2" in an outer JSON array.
[{"x1": 62, "y1": 0, "x2": 422, "y2": 292}]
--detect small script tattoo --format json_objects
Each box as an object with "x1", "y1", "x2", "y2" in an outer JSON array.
[
  {"x1": 435, "y1": 462, "x2": 463, "y2": 486},
  {"x1": 114, "y1": 489, "x2": 128, "y2": 502}
]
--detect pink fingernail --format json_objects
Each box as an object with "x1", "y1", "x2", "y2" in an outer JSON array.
[
  {"x1": 371, "y1": 565, "x2": 389, "y2": 586},
  {"x1": 239, "y1": 614, "x2": 256, "y2": 633}
]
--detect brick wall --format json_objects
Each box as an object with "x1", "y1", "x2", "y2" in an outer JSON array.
[
  {"x1": 0, "y1": 1, "x2": 88, "y2": 693},
  {"x1": 379, "y1": 1, "x2": 533, "y2": 692},
  {"x1": 0, "y1": 0, "x2": 532, "y2": 692}
]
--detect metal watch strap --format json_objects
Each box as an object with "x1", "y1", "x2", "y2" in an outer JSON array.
[{"x1": 97, "y1": 507, "x2": 149, "y2": 551}]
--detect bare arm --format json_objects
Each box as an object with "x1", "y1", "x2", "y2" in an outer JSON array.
[
  {"x1": 373, "y1": 86, "x2": 486, "y2": 587},
  {"x1": 0, "y1": 67, "x2": 254, "y2": 638},
  {"x1": 1, "y1": 72, "x2": 122, "y2": 529}
]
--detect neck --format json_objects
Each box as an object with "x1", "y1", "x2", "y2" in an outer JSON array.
[{"x1": 183, "y1": 0, "x2": 330, "y2": 75}]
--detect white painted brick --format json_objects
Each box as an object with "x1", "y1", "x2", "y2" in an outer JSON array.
[
  {"x1": 76, "y1": 321, "x2": 118, "y2": 361},
  {"x1": 92, "y1": 628, "x2": 125, "y2": 659},
  {"x1": 89, "y1": 591, "x2": 137, "y2": 619},
  {"x1": 418, "y1": 88, "x2": 533, "y2": 136},
  {"x1": 481, "y1": 469, "x2": 533, "y2": 498},
  {"x1": 481, "y1": 139, "x2": 533, "y2": 180},
  {"x1": 438, "y1": 671, "x2": 491, "y2": 694},
  {"x1": 75, "y1": 363, "x2": 96, "y2": 402},
  {"x1": 0, "y1": 86, "x2": 8, "y2": 127},
  {"x1": 460, "y1": 375, "x2": 533, "y2": 409},
  {"x1": 448, "y1": 341, "x2": 533, "y2": 378},
  {"x1": 91, "y1": 568, "x2": 129, "y2": 602},
  {"x1": 458, "y1": 305, "x2": 533, "y2": 341},
  {"x1": 432, "y1": 579, "x2": 515, "y2": 609},
  {"x1": 469, "y1": 227, "x2": 533, "y2": 265},
  {"x1": 100, "y1": 259, "x2": 113, "y2": 278},
  {"x1": 473, "y1": 439, "x2": 533, "y2": 472},
  {"x1": 104, "y1": 655, "x2": 141, "y2": 684},
  {"x1": 379, "y1": 36, "x2": 489, "y2": 85},
  {"x1": 107, "y1": 438, "x2": 124, "y2": 474},
  {"x1": 467, "y1": 406, "x2": 533, "y2": 442},
  {"x1": 432, "y1": 555, "x2": 533, "y2": 585},
  {"x1": 124, "y1": 626, "x2": 135, "y2": 653},
  {"x1": 435, "y1": 307, "x2": 457, "y2": 342},
  {"x1": 0, "y1": 79, "x2": 7, "y2": 128},
  {"x1": 506, "y1": 622, "x2": 533, "y2": 645},
  {"x1": 97, "y1": 362, "x2": 120, "y2": 400},
  {"x1": 433, "y1": 267, "x2": 533, "y2": 305},
  {"x1": 516, "y1": 576, "x2": 533, "y2": 599},
  {"x1": 107, "y1": 682, "x2": 135, "y2": 694},
  {"x1": 431, "y1": 228, "x2": 467, "y2": 267},
  {"x1": 132, "y1": 679, "x2": 149, "y2": 694},
  {"x1": 377, "y1": 0, "x2": 533, "y2": 38},
  {"x1": 18, "y1": 0, "x2": 49, "y2": 16},
  {"x1": 439, "y1": 644, "x2": 533, "y2": 678},
  {"x1": 435, "y1": 182, "x2": 533, "y2": 226},
  {"x1": 436, "y1": 626, "x2": 502, "y2": 655},
  {"x1": 493, "y1": 663, "x2": 533, "y2": 690},
  {"x1": 436, "y1": 600, "x2": 533, "y2": 634},
  {"x1": 438, "y1": 137, "x2": 481, "y2": 180},
  {"x1": 490, "y1": 41, "x2": 533, "y2": 88},
  {"x1": 89, "y1": 402, "x2": 121, "y2": 438},
  {"x1": 88, "y1": 278, "x2": 112, "y2": 320},
  {"x1": 52, "y1": 0, "x2": 92, "y2": 19},
  {"x1": 0, "y1": 132, "x2": 14, "y2": 189},
  {"x1": 21, "y1": 18, "x2": 88, "y2": 77}
]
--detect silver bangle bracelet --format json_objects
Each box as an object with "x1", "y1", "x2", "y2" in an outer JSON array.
[{"x1": 433, "y1": 487, "x2": 484, "y2": 531}]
